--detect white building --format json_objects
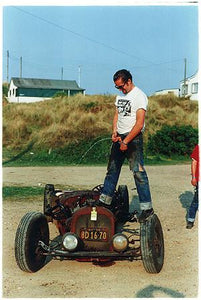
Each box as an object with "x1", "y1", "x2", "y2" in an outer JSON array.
[
  {"x1": 179, "y1": 72, "x2": 198, "y2": 100},
  {"x1": 151, "y1": 88, "x2": 179, "y2": 97},
  {"x1": 151, "y1": 71, "x2": 198, "y2": 101},
  {"x1": 7, "y1": 77, "x2": 85, "y2": 103}
]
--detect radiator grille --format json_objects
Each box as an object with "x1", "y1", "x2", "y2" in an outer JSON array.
[{"x1": 71, "y1": 207, "x2": 115, "y2": 251}]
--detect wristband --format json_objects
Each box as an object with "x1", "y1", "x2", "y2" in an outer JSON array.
[{"x1": 122, "y1": 141, "x2": 128, "y2": 146}]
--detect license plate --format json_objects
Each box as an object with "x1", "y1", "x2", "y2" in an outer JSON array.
[{"x1": 80, "y1": 228, "x2": 108, "y2": 241}]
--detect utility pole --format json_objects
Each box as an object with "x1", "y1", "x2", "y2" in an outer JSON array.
[
  {"x1": 7, "y1": 50, "x2": 9, "y2": 83},
  {"x1": 183, "y1": 58, "x2": 187, "y2": 97},
  {"x1": 78, "y1": 65, "x2": 81, "y2": 87},
  {"x1": 61, "y1": 67, "x2": 63, "y2": 80},
  {"x1": 20, "y1": 56, "x2": 22, "y2": 78}
]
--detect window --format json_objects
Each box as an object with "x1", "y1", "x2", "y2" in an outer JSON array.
[
  {"x1": 191, "y1": 83, "x2": 198, "y2": 94},
  {"x1": 181, "y1": 84, "x2": 188, "y2": 96}
]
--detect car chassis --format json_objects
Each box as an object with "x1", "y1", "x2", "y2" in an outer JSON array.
[{"x1": 15, "y1": 183, "x2": 164, "y2": 274}]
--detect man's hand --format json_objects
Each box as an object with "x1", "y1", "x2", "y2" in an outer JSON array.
[
  {"x1": 112, "y1": 131, "x2": 128, "y2": 151},
  {"x1": 119, "y1": 141, "x2": 128, "y2": 151},
  {"x1": 191, "y1": 159, "x2": 197, "y2": 186},
  {"x1": 112, "y1": 131, "x2": 121, "y2": 142}
]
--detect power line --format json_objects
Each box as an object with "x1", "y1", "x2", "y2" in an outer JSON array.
[
  {"x1": 12, "y1": 6, "x2": 161, "y2": 66},
  {"x1": 2, "y1": 49, "x2": 194, "y2": 84},
  {"x1": 20, "y1": 56, "x2": 22, "y2": 78},
  {"x1": 7, "y1": 50, "x2": 9, "y2": 83},
  {"x1": 2, "y1": 48, "x2": 186, "y2": 73}
]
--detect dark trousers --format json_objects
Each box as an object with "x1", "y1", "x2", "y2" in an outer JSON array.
[
  {"x1": 101, "y1": 133, "x2": 152, "y2": 210},
  {"x1": 188, "y1": 184, "x2": 199, "y2": 222}
]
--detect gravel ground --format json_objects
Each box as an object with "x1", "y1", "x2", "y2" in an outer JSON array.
[{"x1": 2, "y1": 164, "x2": 199, "y2": 298}]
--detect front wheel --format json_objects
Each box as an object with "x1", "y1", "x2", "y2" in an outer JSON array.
[
  {"x1": 15, "y1": 211, "x2": 49, "y2": 272},
  {"x1": 140, "y1": 214, "x2": 164, "y2": 273}
]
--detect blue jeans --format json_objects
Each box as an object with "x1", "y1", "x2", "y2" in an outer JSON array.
[
  {"x1": 188, "y1": 184, "x2": 199, "y2": 222},
  {"x1": 100, "y1": 133, "x2": 152, "y2": 210}
]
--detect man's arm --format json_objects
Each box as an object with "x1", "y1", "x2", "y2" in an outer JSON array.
[
  {"x1": 191, "y1": 158, "x2": 198, "y2": 186},
  {"x1": 112, "y1": 108, "x2": 120, "y2": 142}
]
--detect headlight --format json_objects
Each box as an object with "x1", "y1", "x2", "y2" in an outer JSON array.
[
  {"x1": 62, "y1": 233, "x2": 79, "y2": 251},
  {"x1": 112, "y1": 233, "x2": 128, "y2": 252}
]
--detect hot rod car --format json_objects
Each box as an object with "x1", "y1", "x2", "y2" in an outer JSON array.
[{"x1": 15, "y1": 183, "x2": 164, "y2": 274}]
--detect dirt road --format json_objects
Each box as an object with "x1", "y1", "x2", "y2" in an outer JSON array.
[{"x1": 2, "y1": 165, "x2": 199, "y2": 298}]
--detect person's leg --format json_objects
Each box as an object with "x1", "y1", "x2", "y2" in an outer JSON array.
[
  {"x1": 127, "y1": 134, "x2": 153, "y2": 220},
  {"x1": 187, "y1": 185, "x2": 198, "y2": 228},
  {"x1": 134, "y1": 170, "x2": 152, "y2": 209},
  {"x1": 99, "y1": 141, "x2": 126, "y2": 205}
]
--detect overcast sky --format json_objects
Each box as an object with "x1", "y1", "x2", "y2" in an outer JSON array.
[{"x1": 2, "y1": 1, "x2": 199, "y2": 96}]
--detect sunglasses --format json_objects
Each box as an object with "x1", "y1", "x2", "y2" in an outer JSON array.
[{"x1": 115, "y1": 82, "x2": 127, "y2": 89}]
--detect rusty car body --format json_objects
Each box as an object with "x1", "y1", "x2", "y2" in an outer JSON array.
[{"x1": 15, "y1": 183, "x2": 164, "y2": 273}]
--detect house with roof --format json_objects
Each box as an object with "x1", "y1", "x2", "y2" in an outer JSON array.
[
  {"x1": 7, "y1": 77, "x2": 85, "y2": 103},
  {"x1": 151, "y1": 88, "x2": 180, "y2": 97},
  {"x1": 150, "y1": 71, "x2": 198, "y2": 101},
  {"x1": 179, "y1": 71, "x2": 198, "y2": 100}
]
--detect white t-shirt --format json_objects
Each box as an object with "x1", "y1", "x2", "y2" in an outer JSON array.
[{"x1": 115, "y1": 86, "x2": 148, "y2": 134}]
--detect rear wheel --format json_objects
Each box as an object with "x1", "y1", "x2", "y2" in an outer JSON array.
[
  {"x1": 115, "y1": 185, "x2": 129, "y2": 220},
  {"x1": 43, "y1": 184, "x2": 55, "y2": 221},
  {"x1": 140, "y1": 214, "x2": 164, "y2": 273},
  {"x1": 15, "y1": 211, "x2": 49, "y2": 273}
]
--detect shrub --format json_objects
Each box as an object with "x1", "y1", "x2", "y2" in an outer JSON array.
[{"x1": 147, "y1": 125, "x2": 198, "y2": 156}]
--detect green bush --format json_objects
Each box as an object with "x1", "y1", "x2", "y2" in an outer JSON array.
[{"x1": 147, "y1": 125, "x2": 198, "y2": 156}]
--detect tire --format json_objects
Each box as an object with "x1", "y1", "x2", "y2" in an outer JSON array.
[
  {"x1": 140, "y1": 214, "x2": 164, "y2": 273},
  {"x1": 117, "y1": 185, "x2": 129, "y2": 218},
  {"x1": 15, "y1": 211, "x2": 49, "y2": 273}
]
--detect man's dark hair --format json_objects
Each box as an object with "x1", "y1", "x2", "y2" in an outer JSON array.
[{"x1": 113, "y1": 69, "x2": 132, "y2": 83}]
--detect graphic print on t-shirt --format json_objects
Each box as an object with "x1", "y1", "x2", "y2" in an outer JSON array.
[{"x1": 117, "y1": 99, "x2": 131, "y2": 116}]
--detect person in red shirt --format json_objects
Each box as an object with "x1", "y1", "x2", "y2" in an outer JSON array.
[{"x1": 186, "y1": 144, "x2": 199, "y2": 229}]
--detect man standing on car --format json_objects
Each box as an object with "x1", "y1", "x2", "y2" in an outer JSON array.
[{"x1": 97, "y1": 69, "x2": 154, "y2": 222}]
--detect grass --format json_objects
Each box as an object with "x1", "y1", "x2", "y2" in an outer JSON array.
[
  {"x1": 3, "y1": 94, "x2": 114, "y2": 150},
  {"x1": 2, "y1": 135, "x2": 112, "y2": 166},
  {"x1": 3, "y1": 94, "x2": 198, "y2": 150},
  {"x1": 2, "y1": 186, "x2": 44, "y2": 200},
  {"x1": 2, "y1": 93, "x2": 198, "y2": 166},
  {"x1": 3, "y1": 146, "x2": 190, "y2": 167},
  {"x1": 2, "y1": 184, "x2": 96, "y2": 201},
  {"x1": 144, "y1": 155, "x2": 190, "y2": 165}
]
